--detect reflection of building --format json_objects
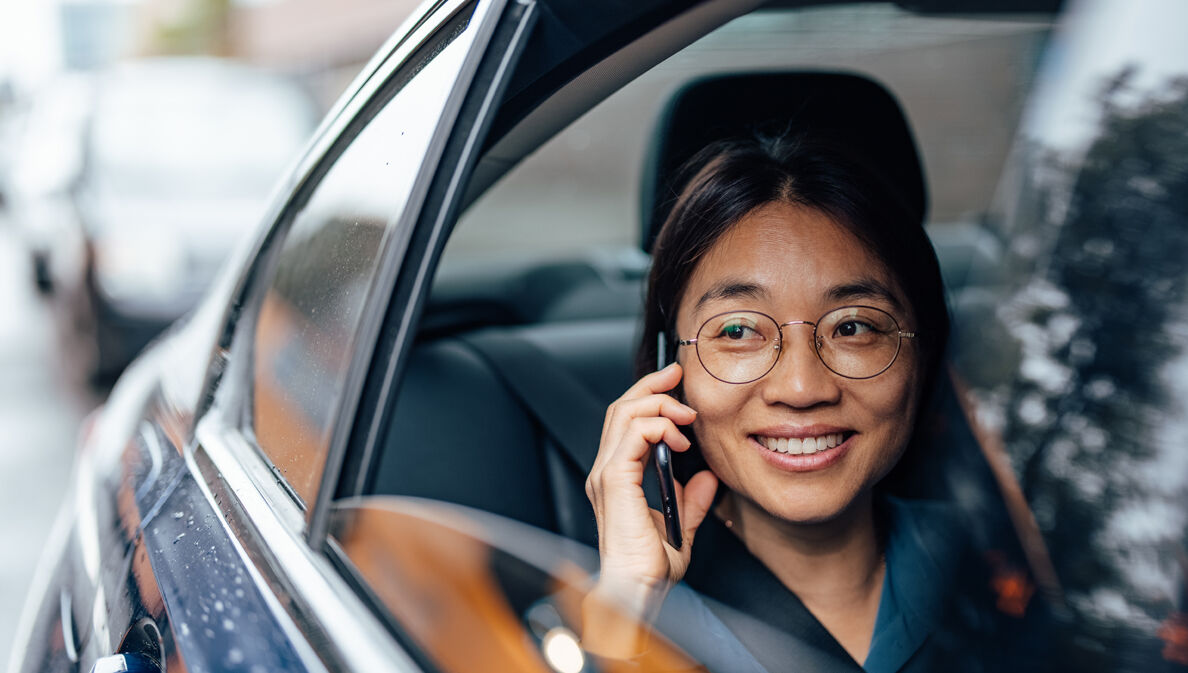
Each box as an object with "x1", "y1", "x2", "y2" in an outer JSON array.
[{"x1": 228, "y1": 0, "x2": 420, "y2": 106}]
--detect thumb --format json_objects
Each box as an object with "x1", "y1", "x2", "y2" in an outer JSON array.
[{"x1": 679, "y1": 469, "x2": 719, "y2": 544}]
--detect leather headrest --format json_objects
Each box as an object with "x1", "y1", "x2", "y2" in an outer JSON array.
[{"x1": 639, "y1": 72, "x2": 927, "y2": 253}]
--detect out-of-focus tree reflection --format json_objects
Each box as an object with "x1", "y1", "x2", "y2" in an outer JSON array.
[{"x1": 965, "y1": 69, "x2": 1188, "y2": 655}]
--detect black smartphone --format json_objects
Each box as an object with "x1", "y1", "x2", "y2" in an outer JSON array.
[{"x1": 654, "y1": 332, "x2": 683, "y2": 549}]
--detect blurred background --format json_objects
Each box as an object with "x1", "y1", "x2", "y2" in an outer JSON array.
[{"x1": 0, "y1": 0, "x2": 421, "y2": 659}]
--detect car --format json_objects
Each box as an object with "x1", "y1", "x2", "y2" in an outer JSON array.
[
  {"x1": 8, "y1": 58, "x2": 318, "y2": 383},
  {"x1": 3, "y1": 72, "x2": 95, "y2": 293},
  {"x1": 9, "y1": 0, "x2": 1188, "y2": 671}
]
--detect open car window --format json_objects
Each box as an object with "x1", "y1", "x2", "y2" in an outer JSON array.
[{"x1": 323, "y1": 3, "x2": 1162, "y2": 672}]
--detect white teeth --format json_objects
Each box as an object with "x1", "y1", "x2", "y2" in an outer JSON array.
[{"x1": 759, "y1": 433, "x2": 845, "y2": 455}]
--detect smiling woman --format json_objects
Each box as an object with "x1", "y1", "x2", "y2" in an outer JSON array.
[{"x1": 582, "y1": 129, "x2": 978, "y2": 670}]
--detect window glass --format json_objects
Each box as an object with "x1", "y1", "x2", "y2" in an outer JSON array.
[
  {"x1": 251, "y1": 9, "x2": 473, "y2": 507},
  {"x1": 335, "y1": 4, "x2": 1119, "y2": 672},
  {"x1": 952, "y1": 1, "x2": 1188, "y2": 665}
]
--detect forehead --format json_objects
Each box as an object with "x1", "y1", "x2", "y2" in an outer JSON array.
[{"x1": 680, "y1": 202, "x2": 903, "y2": 317}]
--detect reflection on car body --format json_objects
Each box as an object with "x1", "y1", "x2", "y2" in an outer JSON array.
[{"x1": 9, "y1": 0, "x2": 1188, "y2": 672}]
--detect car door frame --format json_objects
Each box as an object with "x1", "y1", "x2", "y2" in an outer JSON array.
[{"x1": 183, "y1": 0, "x2": 539, "y2": 669}]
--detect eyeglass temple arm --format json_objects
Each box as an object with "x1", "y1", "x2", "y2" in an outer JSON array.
[{"x1": 677, "y1": 338, "x2": 697, "y2": 346}]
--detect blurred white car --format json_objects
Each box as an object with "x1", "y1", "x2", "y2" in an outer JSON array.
[{"x1": 13, "y1": 58, "x2": 318, "y2": 381}]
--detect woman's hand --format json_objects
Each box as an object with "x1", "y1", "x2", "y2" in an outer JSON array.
[{"x1": 585, "y1": 363, "x2": 719, "y2": 616}]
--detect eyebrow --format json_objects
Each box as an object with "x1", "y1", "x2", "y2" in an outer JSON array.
[
  {"x1": 693, "y1": 281, "x2": 768, "y2": 309},
  {"x1": 826, "y1": 279, "x2": 904, "y2": 311},
  {"x1": 693, "y1": 277, "x2": 904, "y2": 312}
]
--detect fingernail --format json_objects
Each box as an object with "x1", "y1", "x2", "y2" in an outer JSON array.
[
  {"x1": 683, "y1": 404, "x2": 697, "y2": 415},
  {"x1": 664, "y1": 362, "x2": 678, "y2": 371}
]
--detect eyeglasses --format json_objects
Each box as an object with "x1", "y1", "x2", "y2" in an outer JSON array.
[{"x1": 677, "y1": 306, "x2": 916, "y2": 383}]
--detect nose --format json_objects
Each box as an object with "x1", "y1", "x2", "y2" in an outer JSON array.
[{"x1": 759, "y1": 323, "x2": 842, "y2": 408}]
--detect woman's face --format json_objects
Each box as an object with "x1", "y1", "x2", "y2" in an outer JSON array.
[{"x1": 676, "y1": 201, "x2": 922, "y2": 525}]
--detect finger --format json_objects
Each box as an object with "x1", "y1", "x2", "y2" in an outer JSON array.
[
  {"x1": 600, "y1": 365, "x2": 686, "y2": 447},
  {"x1": 618, "y1": 362, "x2": 684, "y2": 400},
  {"x1": 601, "y1": 394, "x2": 696, "y2": 455},
  {"x1": 594, "y1": 401, "x2": 693, "y2": 476},
  {"x1": 679, "y1": 470, "x2": 719, "y2": 545},
  {"x1": 604, "y1": 417, "x2": 691, "y2": 466},
  {"x1": 611, "y1": 393, "x2": 697, "y2": 426},
  {"x1": 596, "y1": 364, "x2": 691, "y2": 468}
]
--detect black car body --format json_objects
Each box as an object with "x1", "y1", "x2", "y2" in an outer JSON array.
[{"x1": 11, "y1": 0, "x2": 1188, "y2": 671}]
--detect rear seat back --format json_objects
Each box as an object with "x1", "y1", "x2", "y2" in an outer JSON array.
[{"x1": 371, "y1": 317, "x2": 640, "y2": 546}]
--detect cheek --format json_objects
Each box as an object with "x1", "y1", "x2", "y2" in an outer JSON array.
[
  {"x1": 682, "y1": 369, "x2": 753, "y2": 470},
  {"x1": 682, "y1": 365, "x2": 750, "y2": 421},
  {"x1": 858, "y1": 369, "x2": 923, "y2": 466}
]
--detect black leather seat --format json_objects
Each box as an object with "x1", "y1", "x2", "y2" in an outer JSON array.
[{"x1": 371, "y1": 316, "x2": 640, "y2": 546}]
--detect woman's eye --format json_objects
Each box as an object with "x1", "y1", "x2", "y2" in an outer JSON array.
[
  {"x1": 834, "y1": 320, "x2": 874, "y2": 338},
  {"x1": 718, "y1": 322, "x2": 758, "y2": 340}
]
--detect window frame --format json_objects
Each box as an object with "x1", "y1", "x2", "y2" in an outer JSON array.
[
  {"x1": 185, "y1": 0, "x2": 532, "y2": 668},
  {"x1": 202, "y1": 0, "x2": 506, "y2": 527}
]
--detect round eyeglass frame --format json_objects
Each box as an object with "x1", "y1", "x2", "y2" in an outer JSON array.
[{"x1": 676, "y1": 305, "x2": 918, "y2": 384}]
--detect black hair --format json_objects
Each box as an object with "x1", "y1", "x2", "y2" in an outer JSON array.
[{"x1": 636, "y1": 131, "x2": 950, "y2": 481}]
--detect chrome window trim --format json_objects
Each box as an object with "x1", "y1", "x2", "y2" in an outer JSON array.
[
  {"x1": 312, "y1": 0, "x2": 457, "y2": 141},
  {"x1": 306, "y1": 0, "x2": 511, "y2": 537},
  {"x1": 181, "y1": 0, "x2": 515, "y2": 663},
  {"x1": 290, "y1": 0, "x2": 475, "y2": 199},
  {"x1": 345, "y1": 0, "x2": 535, "y2": 502},
  {"x1": 309, "y1": 0, "x2": 530, "y2": 541},
  {"x1": 191, "y1": 416, "x2": 419, "y2": 672},
  {"x1": 209, "y1": 0, "x2": 498, "y2": 526},
  {"x1": 204, "y1": 0, "x2": 475, "y2": 378}
]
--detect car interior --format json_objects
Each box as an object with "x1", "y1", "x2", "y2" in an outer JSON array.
[
  {"x1": 364, "y1": 65, "x2": 1035, "y2": 578},
  {"x1": 317, "y1": 1, "x2": 1073, "y2": 667},
  {"x1": 293, "y1": 11, "x2": 1089, "y2": 670}
]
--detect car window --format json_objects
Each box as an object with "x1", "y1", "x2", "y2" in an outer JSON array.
[
  {"x1": 334, "y1": 4, "x2": 1068, "y2": 671},
  {"x1": 248, "y1": 5, "x2": 476, "y2": 507}
]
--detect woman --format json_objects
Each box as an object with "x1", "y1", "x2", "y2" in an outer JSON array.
[{"x1": 583, "y1": 132, "x2": 965, "y2": 672}]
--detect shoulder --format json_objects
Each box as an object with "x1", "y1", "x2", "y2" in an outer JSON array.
[
  {"x1": 884, "y1": 495, "x2": 971, "y2": 569},
  {"x1": 655, "y1": 582, "x2": 772, "y2": 673},
  {"x1": 881, "y1": 495, "x2": 978, "y2": 630}
]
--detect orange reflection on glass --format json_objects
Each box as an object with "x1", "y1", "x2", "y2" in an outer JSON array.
[
  {"x1": 331, "y1": 499, "x2": 704, "y2": 673},
  {"x1": 1159, "y1": 611, "x2": 1188, "y2": 665},
  {"x1": 253, "y1": 292, "x2": 329, "y2": 504}
]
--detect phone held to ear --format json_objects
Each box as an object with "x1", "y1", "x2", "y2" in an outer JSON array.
[{"x1": 654, "y1": 333, "x2": 683, "y2": 549}]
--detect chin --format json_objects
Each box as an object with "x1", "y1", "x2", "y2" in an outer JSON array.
[{"x1": 748, "y1": 485, "x2": 861, "y2": 527}]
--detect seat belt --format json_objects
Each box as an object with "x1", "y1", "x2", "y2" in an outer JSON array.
[{"x1": 459, "y1": 330, "x2": 605, "y2": 474}]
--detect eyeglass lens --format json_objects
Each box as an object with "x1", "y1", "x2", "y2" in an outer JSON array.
[{"x1": 694, "y1": 307, "x2": 904, "y2": 382}]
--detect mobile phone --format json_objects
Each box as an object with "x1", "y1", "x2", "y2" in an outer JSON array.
[{"x1": 654, "y1": 332, "x2": 683, "y2": 549}]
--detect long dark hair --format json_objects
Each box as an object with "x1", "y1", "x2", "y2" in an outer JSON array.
[{"x1": 637, "y1": 132, "x2": 950, "y2": 478}]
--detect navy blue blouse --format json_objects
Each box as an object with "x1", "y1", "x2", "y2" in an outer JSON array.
[{"x1": 654, "y1": 497, "x2": 965, "y2": 673}]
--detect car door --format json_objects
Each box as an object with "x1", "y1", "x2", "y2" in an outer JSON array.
[{"x1": 165, "y1": 0, "x2": 537, "y2": 670}]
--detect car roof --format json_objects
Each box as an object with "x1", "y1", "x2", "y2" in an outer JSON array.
[{"x1": 464, "y1": 0, "x2": 1063, "y2": 210}]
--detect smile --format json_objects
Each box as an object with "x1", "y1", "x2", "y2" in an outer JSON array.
[{"x1": 755, "y1": 433, "x2": 847, "y2": 455}]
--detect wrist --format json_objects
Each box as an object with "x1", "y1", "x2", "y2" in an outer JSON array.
[
  {"x1": 581, "y1": 574, "x2": 671, "y2": 660},
  {"x1": 593, "y1": 571, "x2": 672, "y2": 621}
]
